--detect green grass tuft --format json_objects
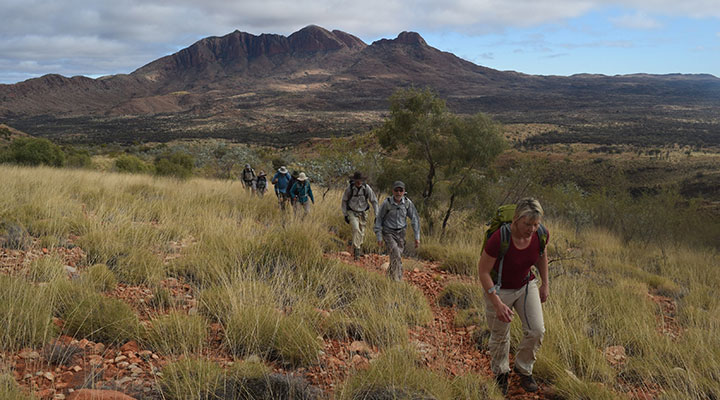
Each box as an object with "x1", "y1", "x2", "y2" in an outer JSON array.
[
  {"x1": 143, "y1": 311, "x2": 207, "y2": 355},
  {"x1": 27, "y1": 255, "x2": 66, "y2": 283},
  {"x1": 79, "y1": 263, "x2": 117, "y2": 291},
  {"x1": 437, "y1": 282, "x2": 484, "y2": 309},
  {"x1": 0, "y1": 276, "x2": 56, "y2": 351}
]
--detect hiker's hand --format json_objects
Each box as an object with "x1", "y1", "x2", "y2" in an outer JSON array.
[
  {"x1": 494, "y1": 302, "x2": 514, "y2": 323},
  {"x1": 540, "y1": 284, "x2": 549, "y2": 303},
  {"x1": 377, "y1": 240, "x2": 383, "y2": 248},
  {"x1": 344, "y1": 216, "x2": 350, "y2": 224},
  {"x1": 414, "y1": 239, "x2": 420, "y2": 248}
]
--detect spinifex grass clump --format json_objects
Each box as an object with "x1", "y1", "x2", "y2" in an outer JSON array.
[
  {"x1": 159, "y1": 358, "x2": 225, "y2": 400},
  {"x1": 49, "y1": 280, "x2": 140, "y2": 344},
  {"x1": 79, "y1": 263, "x2": 117, "y2": 291},
  {"x1": 339, "y1": 346, "x2": 492, "y2": 400},
  {"x1": 142, "y1": 311, "x2": 207, "y2": 355},
  {"x1": 437, "y1": 282, "x2": 484, "y2": 309},
  {"x1": 27, "y1": 255, "x2": 66, "y2": 283},
  {"x1": 0, "y1": 276, "x2": 56, "y2": 351},
  {"x1": 0, "y1": 373, "x2": 32, "y2": 400}
]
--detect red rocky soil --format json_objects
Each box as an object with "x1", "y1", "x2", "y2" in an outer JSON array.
[{"x1": 2, "y1": 235, "x2": 666, "y2": 399}]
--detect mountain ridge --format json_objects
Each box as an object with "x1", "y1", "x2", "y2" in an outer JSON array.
[{"x1": 1, "y1": 25, "x2": 719, "y2": 146}]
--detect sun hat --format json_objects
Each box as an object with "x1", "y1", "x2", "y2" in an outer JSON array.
[
  {"x1": 393, "y1": 181, "x2": 405, "y2": 190},
  {"x1": 297, "y1": 172, "x2": 308, "y2": 181},
  {"x1": 351, "y1": 171, "x2": 367, "y2": 181},
  {"x1": 258, "y1": 170, "x2": 266, "y2": 176},
  {"x1": 278, "y1": 166, "x2": 288, "y2": 174}
]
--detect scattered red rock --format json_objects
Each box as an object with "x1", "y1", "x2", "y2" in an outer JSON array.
[{"x1": 67, "y1": 389, "x2": 137, "y2": 400}]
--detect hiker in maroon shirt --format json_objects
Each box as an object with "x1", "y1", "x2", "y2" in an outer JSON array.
[{"x1": 478, "y1": 198, "x2": 549, "y2": 395}]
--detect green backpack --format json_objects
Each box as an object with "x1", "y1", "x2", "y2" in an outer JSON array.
[{"x1": 481, "y1": 204, "x2": 548, "y2": 292}]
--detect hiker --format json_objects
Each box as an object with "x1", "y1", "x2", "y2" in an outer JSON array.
[
  {"x1": 374, "y1": 181, "x2": 420, "y2": 281},
  {"x1": 288, "y1": 170, "x2": 299, "y2": 207},
  {"x1": 256, "y1": 171, "x2": 268, "y2": 197},
  {"x1": 341, "y1": 171, "x2": 379, "y2": 260},
  {"x1": 289, "y1": 172, "x2": 314, "y2": 217},
  {"x1": 271, "y1": 166, "x2": 292, "y2": 210},
  {"x1": 478, "y1": 198, "x2": 549, "y2": 395},
  {"x1": 241, "y1": 164, "x2": 256, "y2": 192}
]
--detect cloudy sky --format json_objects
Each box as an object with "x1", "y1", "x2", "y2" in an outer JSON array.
[{"x1": 1, "y1": 0, "x2": 718, "y2": 84}]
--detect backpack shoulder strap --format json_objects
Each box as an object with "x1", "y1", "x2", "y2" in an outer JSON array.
[
  {"x1": 493, "y1": 223, "x2": 512, "y2": 292},
  {"x1": 536, "y1": 224, "x2": 548, "y2": 255}
]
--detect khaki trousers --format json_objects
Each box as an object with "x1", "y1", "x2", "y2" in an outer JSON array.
[
  {"x1": 348, "y1": 211, "x2": 367, "y2": 250},
  {"x1": 382, "y1": 229, "x2": 405, "y2": 281},
  {"x1": 294, "y1": 201, "x2": 311, "y2": 217},
  {"x1": 485, "y1": 279, "x2": 545, "y2": 375}
]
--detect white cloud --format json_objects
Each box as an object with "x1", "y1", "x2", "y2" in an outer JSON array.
[
  {"x1": 1, "y1": 0, "x2": 719, "y2": 82},
  {"x1": 611, "y1": 12, "x2": 662, "y2": 29}
]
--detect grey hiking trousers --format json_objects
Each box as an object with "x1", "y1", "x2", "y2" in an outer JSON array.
[
  {"x1": 382, "y1": 229, "x2": 405, "y2": 281},
  {"x1": 485, "y1": 279, "x2": 545, "y2": 376}
]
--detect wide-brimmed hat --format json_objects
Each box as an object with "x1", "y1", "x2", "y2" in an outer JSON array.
[
  {"x1": 297, "y1": 172, "x2": 308, "y2": 181},
  {"x1": 245, "y1": 164, "x2": 251, "y2": 168},
  {"x1": 351, "y1": 171, "x2": 367, "y2": 181},
  {"x1": 258, "y1": 170, "x2": 266, "y2": 176},
  {"x1": 393, "y1": 181, "x2": 405, "y2": 190},
  {"x1": 278, "y1": 166, "x2": 288, "y2": 174}
]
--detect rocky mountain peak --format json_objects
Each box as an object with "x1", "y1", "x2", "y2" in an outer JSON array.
[
  {"x1": 394, "y1": 31, "x2": 427, "y2": 46},
  {"x1": 288, "y1": 25, "x2": 365, "y2": 52}
]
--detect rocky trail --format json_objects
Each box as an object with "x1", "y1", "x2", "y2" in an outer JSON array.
[{"x1": 1, "y1": 235, "x2": 670, "y2": 399}]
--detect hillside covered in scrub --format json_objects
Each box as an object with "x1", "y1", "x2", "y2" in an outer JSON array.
[{"x1": 0, "y1": 165, "x2": 718, "y2": 399}]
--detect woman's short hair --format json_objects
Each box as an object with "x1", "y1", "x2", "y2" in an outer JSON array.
[{"x1": 514, "y1": 197, "x2": 543, "y2": 221}]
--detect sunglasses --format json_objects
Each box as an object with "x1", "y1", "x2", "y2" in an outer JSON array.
[{"x1": 393, "y1": 188, "x2": 404, "y2": 193}]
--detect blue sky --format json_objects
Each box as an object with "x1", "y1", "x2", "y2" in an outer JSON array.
[{"x1": 0, "y1": 1, "x2": 718, "y2": 84}]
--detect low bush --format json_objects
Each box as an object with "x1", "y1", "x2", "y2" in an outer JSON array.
[
  {"x1": 143, "y1": 312, "x2": 207, "y2": 355},
  {"x1": 155, "y1": 151, "x2": 194, "y2": 179},
  {"x1": 2, "y1": 137, "x2": 65, "y2": 167},
  {"x1": 64, "y1": 146, "x2": 92, "y2": 168},
  {"x1": 115, "y1": 154, "x2": 153, "y2": 174},
  {"x1": 79, "y1": 263, "x2": 117, "y2": 292},
  {"x1": 417, "y1": 242, "x2": 447, "y2": 262}
]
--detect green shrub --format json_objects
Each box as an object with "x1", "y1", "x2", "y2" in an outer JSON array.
[
  {"x1": 160, "y1": 358, "x2": 224, "y2": 400},
  {"x1": 79, "y1": 263, "x2": 117, "y2": 291},
  {"x1": 115, "y1": 154, "x2": 152, "y2": 174},
  {"x1": 143, "y1": 312, "x2": 207, "y2": 355},
  {"x1": 3, "y1": 137, "x2": 65, "y2": 166},
  {"x1": 64, "y1": 146, "x2": 92, "y2": 168},
  {"x1": 0, "y1": 373, "x2": 32, "y2": 400},
  {"x1": 60, "y1": 289, "x2": 140, "y2": 344},
  {"x1": 27, "y1": 255, "x2": 66, "y2": 283},
  {"x1": 0, "y1": 276, "x2": 56, "y2": 351},
  {"x1": 437, "y1": 282, "x2": 484, "y2": 309},
  {"x1": 155, "y1": 151, "x2": 194, "y2": 179}
]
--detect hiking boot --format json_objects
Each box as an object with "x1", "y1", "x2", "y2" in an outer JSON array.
[
  {"x1": 353, "y1": 247, "x2": 363, "y2": 260},
  {"x1": 495, "y1": 372, "x2": 509, "y2": 395},
  {"x1": 513, "y1": 367, "x2": 538, "y2": 392}
]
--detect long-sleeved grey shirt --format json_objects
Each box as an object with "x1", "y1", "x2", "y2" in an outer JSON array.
[
  {"x1": 341, "y1": 183, "x2": 379, "y2": 216},
  {"x1": 374, "y1": 195, "x2": 421, "y2": 241}
]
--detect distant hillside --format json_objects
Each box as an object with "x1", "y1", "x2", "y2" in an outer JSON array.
[{"x1": 1, "y1": 25, "x2": 719, "y2": 146}]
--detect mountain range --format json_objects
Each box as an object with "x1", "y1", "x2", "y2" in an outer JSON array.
[{"x1": 1, "y1": 25, "x2": 719, "y2": 146}]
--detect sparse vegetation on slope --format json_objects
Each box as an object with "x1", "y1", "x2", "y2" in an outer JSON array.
[{"x1": 0, "y1": 163, "x2": 718, "y2": 399}]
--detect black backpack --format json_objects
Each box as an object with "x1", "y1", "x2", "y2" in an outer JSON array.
[{"x1": 256, "y1": 176, "x2": 267, "y2": 189}]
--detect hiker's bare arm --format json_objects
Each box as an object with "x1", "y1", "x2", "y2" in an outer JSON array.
[
  {"x1": 537, "y1": 251, "x2": 549, "y2": 303},
  {"x1": 478, "y1": 251, "x2": 513, "y2": 322}
]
